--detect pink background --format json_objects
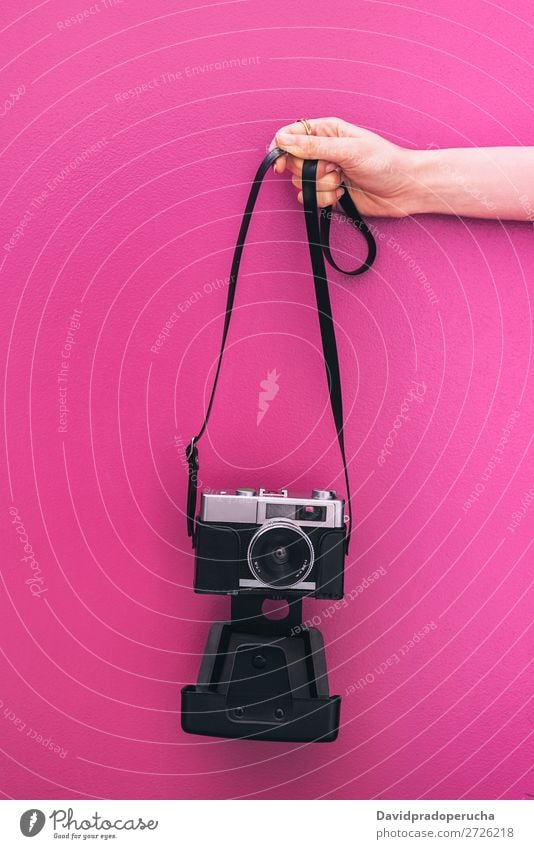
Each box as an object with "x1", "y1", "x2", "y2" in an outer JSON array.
[{"x1": 1, "y1": 0, "x2": 532, "y2": 800}]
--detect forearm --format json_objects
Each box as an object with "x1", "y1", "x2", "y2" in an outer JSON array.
[{"x1": 401, "y1": 147, "x2": 534, "y2": 220}]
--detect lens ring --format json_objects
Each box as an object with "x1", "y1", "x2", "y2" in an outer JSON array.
[{"x1": 247, "y1": 520, "x2": 314, "y2": 589}]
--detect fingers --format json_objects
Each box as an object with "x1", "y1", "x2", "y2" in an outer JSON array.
[
  {"x1": 291, "y1": 166, "x2": 346, "y2": 207},
  {"x1": 273, "y1": 153, "x2": 338, "y2": 177},
  {"x1": 272, "y1": 117, "x2": 362, "y2": 143},
  {"x1": 291, "y1": 168, "x2": 342, "y2": 194},
  {"x1": 275, "y1": 132, "x2": 349, "y2": 164},
  {"x1": 274, "y1": 119, "x2": 314, "y2": 139},
  {"x1": 272, "y1": 152, "x2": 287, "y2": 174},
  {"x1": 269, "y1": 117, "x2": 362, "y2": 206},
  {"x1": 270, "y1": 116, "x2": 365, "y2": 173},
  {"x1": 297, "y1": 187, "x2": 345, "y2": 208},
  {"x1": 270, "y1": 121, "x2": 324, "y2": 157},
  {"x1": 270, "y1": 122, "x2": 308, "y2": 173},
  {"x1": 270, "y1": 117, "x2": 363, "y2": 174},
  {"x1": 285, "y1": 157, "x2": 338, "y2": 177}
]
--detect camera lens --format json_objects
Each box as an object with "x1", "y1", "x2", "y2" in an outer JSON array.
[
  {"x1": 272, "y1": 546, "x2": 289, "y2": 564},
  {"x1": 248, "y1": 521, "x2": 314, "y2": 589}
]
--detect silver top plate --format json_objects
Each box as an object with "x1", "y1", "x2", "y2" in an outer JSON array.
[{"x1": 200, "y1": 488, "x2": 345, "y2": 527}]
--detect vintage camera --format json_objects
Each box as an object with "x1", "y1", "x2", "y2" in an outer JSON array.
[
  {"x1": 194, "y1": 487, "x2": 346, "y2": 598},
  {"x1": 183, "y1": 485, "x2": 346, "y2": 742}
]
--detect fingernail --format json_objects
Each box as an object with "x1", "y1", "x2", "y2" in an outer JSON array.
[
  {"x1": 336, "y1": 187, "x2": 345, "y2": 198},
  {"x1": 325, "y1": 163, "x2": 337, "y2": 172}
]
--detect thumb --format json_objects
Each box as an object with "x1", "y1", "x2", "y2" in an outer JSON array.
[{"x1": 275, "y1": 131, "x2": 349, "y2": 164}]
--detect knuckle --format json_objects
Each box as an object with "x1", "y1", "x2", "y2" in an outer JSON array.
[
  {"x1": 319, "y1": 172, "x2": 341, "y2": 191},
  {"x1": 316, "y1": 191, "x2": 337, "y2": 207}
]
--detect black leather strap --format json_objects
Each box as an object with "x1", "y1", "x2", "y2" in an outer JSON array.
[{"x1": 186, "y1": 147, "x2": 376, "y2": 552}]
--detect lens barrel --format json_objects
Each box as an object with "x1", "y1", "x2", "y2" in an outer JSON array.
[{"x1": 247, "y1": 521, "x2": 314, "y2": 589}]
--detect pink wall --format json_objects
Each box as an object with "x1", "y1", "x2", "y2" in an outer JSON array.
[{"x1": 1, "y1": 0, "x2": 532, "y2": 800}]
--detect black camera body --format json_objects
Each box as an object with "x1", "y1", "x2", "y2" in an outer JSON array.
[{"x1": 194, "y1": 487, "x2": 346, "y2": 599}]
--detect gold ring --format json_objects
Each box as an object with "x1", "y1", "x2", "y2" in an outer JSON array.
[{"x1": 296, "y1": 118, "x2": 312, "y2": 135}]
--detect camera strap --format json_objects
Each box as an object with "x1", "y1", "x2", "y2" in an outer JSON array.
[{"x1": 185, "y1": 146, "x2": 376, "y2": 553}]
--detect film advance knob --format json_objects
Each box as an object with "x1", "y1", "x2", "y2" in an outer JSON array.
[{"x1": 312, "y1": 489, "x2": 336, "y2": 500}]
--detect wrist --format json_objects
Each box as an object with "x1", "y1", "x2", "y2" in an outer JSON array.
[{"x1": 398, "y1": 148, "x2": 447, "y2": 215}]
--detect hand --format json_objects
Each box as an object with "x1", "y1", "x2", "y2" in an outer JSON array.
[{"x1": 271, "y1": 117, "x2": 418, "y2": 217}]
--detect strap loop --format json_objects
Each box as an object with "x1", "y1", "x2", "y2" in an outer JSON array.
[
  {"x1": 185, "y1": 147, "x2": 376, "y2": 551},
  {"x1": 321, "y1": 191, "x2": 377, "y2": 274}
]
